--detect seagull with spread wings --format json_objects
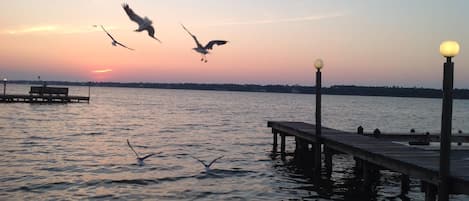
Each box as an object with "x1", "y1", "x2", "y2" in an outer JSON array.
[
  {"x1": 122, "y1": 3, "x2": 161, "y2": 43},
  {"x1": 191, "y1": 155, "x2": 224, "y2": 172},
  {"x1": 95, "y1": 25, "x2": 134, "y2": 50},
  {"x1": 127, "y1": 139, "x2": 155, "y2": 166},
  {"x1": 181, "y1": 24, "x2": 228, "y2": 62}
]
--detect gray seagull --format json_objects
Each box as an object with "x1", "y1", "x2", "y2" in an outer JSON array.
[
  {"x1": 181, "y1": 24, "x2": 228, "y2": 62},
  {"x1": 191, "y1": 155, "x2": 224, "y2": 172},
  {"x1": 95, "y1": 25, "x2": 134, "y2": 50},
  {"x1": 127, "y1": 139, "x2": 154, "y2": 166},
  {"x1": 122, "y1": 3, "x2": 161, "y2": 43}
]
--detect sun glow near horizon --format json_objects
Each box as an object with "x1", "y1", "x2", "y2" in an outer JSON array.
[{"x1": 92, "y1": 69, "x2": 113, "y2": 73}]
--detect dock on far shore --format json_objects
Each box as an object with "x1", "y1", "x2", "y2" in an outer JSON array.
[{"x1": 0, "y1": 85, "x2": 89, "y2": 103}]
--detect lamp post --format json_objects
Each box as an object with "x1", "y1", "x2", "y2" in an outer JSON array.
[
  {"x1": 438, "y1": 40, "x2": 459, "y2": 201},
  {"x1": 3, "y1": 78, "x2": 7, "y2": 96},
  {"x1": 314, "y1": 58, "x2": 324, "y2": 178},
  {"x1": 88, "y1": 81, "x2": 91, "y2": 98}
]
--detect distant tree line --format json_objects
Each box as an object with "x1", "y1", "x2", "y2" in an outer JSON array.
[{"x1": 9, "y1": 80, "x2": 469, "y2": 99}]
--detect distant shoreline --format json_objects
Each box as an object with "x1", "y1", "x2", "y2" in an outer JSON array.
[{"x1": 8, "y1": 80, "x2": 469, "y2": 100}]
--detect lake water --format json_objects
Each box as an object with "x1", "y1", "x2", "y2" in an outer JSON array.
[{"x1": 1, "y1": 84, "x2": 468, "y2": 200}]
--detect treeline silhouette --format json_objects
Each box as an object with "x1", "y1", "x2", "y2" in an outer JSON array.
[{"x1": 9, "y1": 80, "x2": 469, "y2": 99}]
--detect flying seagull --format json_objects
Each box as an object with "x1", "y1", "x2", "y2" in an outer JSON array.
[
  {"x1": 191, "y1": 155, "x2": 224, "y2": 172},
  {"x1": 181, "y1": 24, "x2": 228, "y2": 62},
  {"x1": 127, "y1": 139, "x2": 154, "y2": 166},
  {"x1": 95, "y1": 25, "x2": 134, "y2": 50},
  {"x1": 122, "y1": 3, "x2": 161, "y2": 43}
]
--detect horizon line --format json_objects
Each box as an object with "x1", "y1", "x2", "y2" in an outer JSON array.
[{"x1": 6, "y1": 79, "x2": 461, "y2": 90}]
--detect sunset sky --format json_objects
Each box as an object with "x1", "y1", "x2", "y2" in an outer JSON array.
[{"x1": 1, "y1": 0, "x2": 468, "y2": 88}]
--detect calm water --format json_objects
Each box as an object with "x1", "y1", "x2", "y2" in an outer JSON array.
[{"x1": 1, "y1": 84, "x2": 468, "y2": 200}]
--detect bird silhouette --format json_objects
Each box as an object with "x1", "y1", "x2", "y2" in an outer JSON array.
[
  {"x1": 95, "y1": 25, "x2": 134, "y2": 50},
  {"x1": 122, "y1": 3, "x2": 161, "y2": 43},
  {"x1": 127, "y1": 139, "x2": 154, "y2": 166},
  {"x1": 181, "y1": 24, "x2": 227, "y2": 62},
  {"x1": 191, "y1": 155, "x2": 224, "y2": 172}
]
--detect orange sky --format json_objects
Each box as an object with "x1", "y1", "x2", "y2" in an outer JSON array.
[{"x1": 1, "y1": 0, "x2": 469, "y2": 88}]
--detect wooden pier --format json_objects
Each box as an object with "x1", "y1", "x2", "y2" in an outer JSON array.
[
  {"x1": 268, "y1": 121, "x2": 469, "y2": 200},
  {"x1": 0, "y1": 94, "x2": 89, "y2": 103},
  {"x1": 0, "y1": 86, "x2": 89, "y2": 103}
]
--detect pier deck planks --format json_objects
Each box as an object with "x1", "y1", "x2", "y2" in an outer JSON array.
[{"x1": 268, "y1": 121, "x2": 469, "y2": 195}]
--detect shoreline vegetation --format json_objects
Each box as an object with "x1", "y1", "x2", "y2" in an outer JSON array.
[{"x1": 9, "y1": 80, "x2": 469, "y2": 100}]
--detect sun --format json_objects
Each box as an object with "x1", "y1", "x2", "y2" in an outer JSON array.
[{"x1": 91, "y1": 68, "x2": 113, "y2": 81}]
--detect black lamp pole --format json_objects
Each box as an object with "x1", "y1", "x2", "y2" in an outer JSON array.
[
  {"x1": 3, "y1": 79, "x2": 6, "y2": 96},
  {"x1": 438, "y1": 56, "x2": 453, "y2": 201},
  {"x1": 314, "y1": 68, "x2": 322, "y2": 176},
  {"x1": 88, "y1": 81, "x2": 91, "y2": 98}
]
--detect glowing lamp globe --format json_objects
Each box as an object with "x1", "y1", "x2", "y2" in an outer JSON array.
[
  {"x1": 3, "y1": 78, "x2": 6, "y2": 82},
  {"x1": 314, "y1": 59, "x2": 324, "y2": 70},
  {"x1": 440, "y1": 41, "x2": 460, "y2": 57}
]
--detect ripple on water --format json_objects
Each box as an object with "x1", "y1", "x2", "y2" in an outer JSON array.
[
  {"x1": 9, "y1": 181, "x2": 76, "y2": 193},
  {"x1": 68, "y1": 132, "x2": 105, "y2": 137}
]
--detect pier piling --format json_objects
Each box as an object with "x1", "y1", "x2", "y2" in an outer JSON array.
[{"x1": 401, "y1": 174, "x2": 410, "y2": 195}]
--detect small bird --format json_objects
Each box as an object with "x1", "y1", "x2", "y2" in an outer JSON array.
[
  {"x1": 95, "y1": 25, "x2": 134, "y2": 50},
  {"x1": 127, "y1": 139, "x2": 154, "y2": 166},
  {"x1": 122, "y1": 3, "x2": 161, "y2": 43},
  {"x1": 181, "y1": 24, "x2": 228, "y2": 62},
  {"x1": 191, "y1": 155, "x2": 224, "y2": 172}
]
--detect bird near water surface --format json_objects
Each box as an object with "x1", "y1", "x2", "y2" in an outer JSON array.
[
  {"x1": 181, "y1": 24, "x2": 228, "y2": 62},
  {"x1": 122, "y1": 3, "x2": 162, "y2": 43},
  {"x1": 127, "y1": 139, "x2": 155, "y2": 166},
  {"x1": 191, "y1": 155, "x2": 224, "y2": 172}
]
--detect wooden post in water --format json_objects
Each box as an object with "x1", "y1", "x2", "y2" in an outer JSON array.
[
  {"x1": 273, "y1": 131, "x2": 278, "y2": 151},
  {"x1": 424, "y1": 182, "x2": 437, "y2": 201},
  {"x1": 357, "y1": 126, "x2": 364, "y2": 135},
  {"x1": 295, "y1": 137, "x2": 309, "y2": 165},
  {"x1": 324, "y1": 146, "x2": 333, "y2": 178},
  {"x1": 355, "y1": 127, "x2": 364, "y2": 172},
  {"x1": 280, "y1": 134, "x2": 286, "y2": 156},
  {"x1": 401, "y1": 174, "x2": 410, "y2": 195},
  {"x1": 362, "y1": 161, "x2": 372, "y2": 188},
  {"x1": 88, "y1": 81, "x2": 91, "y2": 103}
]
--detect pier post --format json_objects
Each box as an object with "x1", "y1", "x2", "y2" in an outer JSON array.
[
  {"x1": 280, "y1": 134, "x2": 286, "y2": 155},
  {"x1": 401, "y1": 174, "x2": 410, "y2": 195},
  {"x1": 324, "y1": 146, "x2": 333, "y2": 178},
  {"x1": 357, "y1": 126, "x2": 364, "y2": 135},
  {"x1": 354, "y1": 157, "x2": 363, "y2": 173},
  {"x1": 88, "y1": 81, "x2": 91, "y2": 103},
  {"x1": 295, "y1": 138, "x2": 309, "y2": 165},
  {"x1": 272, "y1": 130, "x2": 278, "y2": 152},
  {"x1": 355, "y1": 128, "x2": 364, "y2": 174},
  {"x1": 424, "y1": 182, "x2": 437, "y2": 201},
  {"x1": 362, "y1": 161, "x2": 372, "y2": 188}
]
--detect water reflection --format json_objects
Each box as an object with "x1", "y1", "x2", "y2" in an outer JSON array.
[{"x1": 0, "y1": 84, "x2": 468, "y2": 200}]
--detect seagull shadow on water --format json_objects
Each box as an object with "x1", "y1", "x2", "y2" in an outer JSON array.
[
  {"x1": 191, "y1": 155, "x2": 224, "y2": 174},
  {"x1": 127, "y1": 139, "x2": 156, "y2": 166}
]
